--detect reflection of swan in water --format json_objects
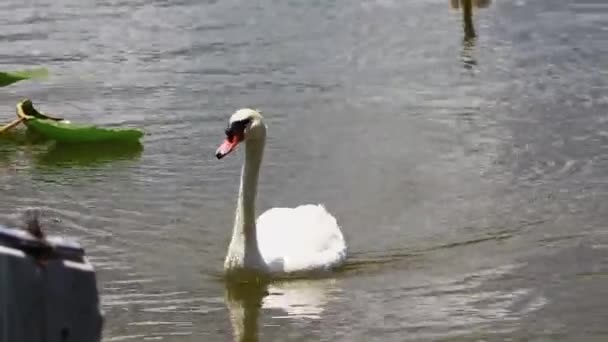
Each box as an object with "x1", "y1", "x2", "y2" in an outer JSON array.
[
  {"x1": 449, "y1": 0, "x2": 492, "y2": 10},
  {"x1": 263, "y1": 279, "x2": 338, "y2": 319},
  {"x1": 225, "y1": 281, "x2": 266, "y2": 342},
  {"x1": 224, "y1": 278, "x2": 339, "y2": 341},
  {"x1": 449, "y1": 0, "x2": 493, "y2": 69}
]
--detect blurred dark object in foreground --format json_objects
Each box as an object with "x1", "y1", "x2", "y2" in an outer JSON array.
[{"x1": 0, "y1": 209, "x2": 103, "y2": 342}]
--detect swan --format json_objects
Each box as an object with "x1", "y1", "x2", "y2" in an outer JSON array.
[{"x1": 215, "y1": 108, "x2": 347, "y2": 276}]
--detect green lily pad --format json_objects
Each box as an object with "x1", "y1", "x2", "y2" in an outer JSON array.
[{"x1": 0, "y1": 68, "x2": 49, "y2": 87}]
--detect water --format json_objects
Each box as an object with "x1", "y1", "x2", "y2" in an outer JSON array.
[{"x1": 1, "y1": 0, "x2": 607, "y2": 340}]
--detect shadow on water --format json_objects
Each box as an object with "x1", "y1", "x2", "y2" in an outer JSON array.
[
  {"x1": 450, "y1": 0, "x2": 492, "y2": 69},
  {"x1": 34, "y1": 141, "x2": 143, "y2": 168},
  {"x1": 0, "y1": 130, "x2": 48, "y2": 166},
  {"x1": 223, "y1": 276, "x2": 339, "y2": 342},
  {"x1": 224, "y1": 279, "x2": 268, "y2": 342},
  {"x1": 0, "y1": 129, "x2": 48, "y2": 146},
  {"x1": 0, "y1": 131, "x2": 23, "y2": 156},
  {"x1": 1, "y1": 129, "x2": 143, "y2": 168}
]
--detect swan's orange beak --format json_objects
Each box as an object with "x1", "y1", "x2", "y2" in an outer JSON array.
[{"x1": 216, "y1": 136, "x2": 240, "y2": 159}]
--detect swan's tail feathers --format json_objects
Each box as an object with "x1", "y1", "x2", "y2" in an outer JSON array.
[{"x1": 256, "y1": 203, "x2": 347, "y2": 274}]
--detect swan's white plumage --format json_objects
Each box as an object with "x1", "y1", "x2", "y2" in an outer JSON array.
[
  {"x1": 218, "y1": 108, "x2": 347, "y2": 276},
  {"x1": 256, "y1": 204, "x2": 347, "y2": 274}
]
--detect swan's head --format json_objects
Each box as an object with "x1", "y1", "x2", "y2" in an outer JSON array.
[{"x1": 215, "y1": 108, "x2": 265, "y2": 159}]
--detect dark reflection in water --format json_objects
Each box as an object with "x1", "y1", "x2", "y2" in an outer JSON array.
[
  {"x1": 224, "y1": 280, "x2": 266, "y2": 342},
  {"x1": 451, "y1": 0, "x2": 492, "y2": 69},
  {"x1": 0, "y1": 132, "x2": 142, "y2": 168},
  {"x1": 0, "y1": 129, "x2": 45, "y2": 146},
  {"x1": 35, "y1": 141, "x2": 143, "y2": 168},
  {"x1": 224, "y1": 276, "x2": 341, "y2": 342},
  {"x1": 0, "y1": 130, "x2": 48, "y2": 170}
]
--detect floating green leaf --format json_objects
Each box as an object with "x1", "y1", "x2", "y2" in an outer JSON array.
[
  {"x1": 17, "y1": 99, "x2": 144, "y2": 143},
  {"x1": 0, "y1": 68, "x2": 49, "y2": 87}
]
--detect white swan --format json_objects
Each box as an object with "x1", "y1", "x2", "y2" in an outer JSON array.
[{"x1": 215, "y1": 108, "x2": 347, "y2": 276}]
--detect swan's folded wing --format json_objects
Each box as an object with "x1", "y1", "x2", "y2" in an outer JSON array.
[{"x1": 256, "y1": 204, "x2": 347, "y2": 273}]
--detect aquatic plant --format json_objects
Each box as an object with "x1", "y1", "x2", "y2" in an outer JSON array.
[{"x1": 0, "y1": 68, "x2": 48, "y2": 87}]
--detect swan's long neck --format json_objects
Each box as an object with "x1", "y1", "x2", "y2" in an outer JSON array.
[
  {"x1": 225, "y1": 129, "x2": 266, "y2": 272},
  {"x1": 236, "y1": 138, "x2": 264, "y2": 239}
]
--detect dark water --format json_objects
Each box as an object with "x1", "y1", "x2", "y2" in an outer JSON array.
[{"x1": 1, "y1": 0, "x2": 607, "y2": 340}]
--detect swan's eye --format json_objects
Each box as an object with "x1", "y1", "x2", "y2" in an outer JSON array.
[{"x1": 225, "y1": 118, "x2": 251, "y2": 139}]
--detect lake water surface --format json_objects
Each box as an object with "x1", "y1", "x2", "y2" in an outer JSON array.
[{"x1": 1, "y1": 0, "x2": 607, "y2": 341}]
